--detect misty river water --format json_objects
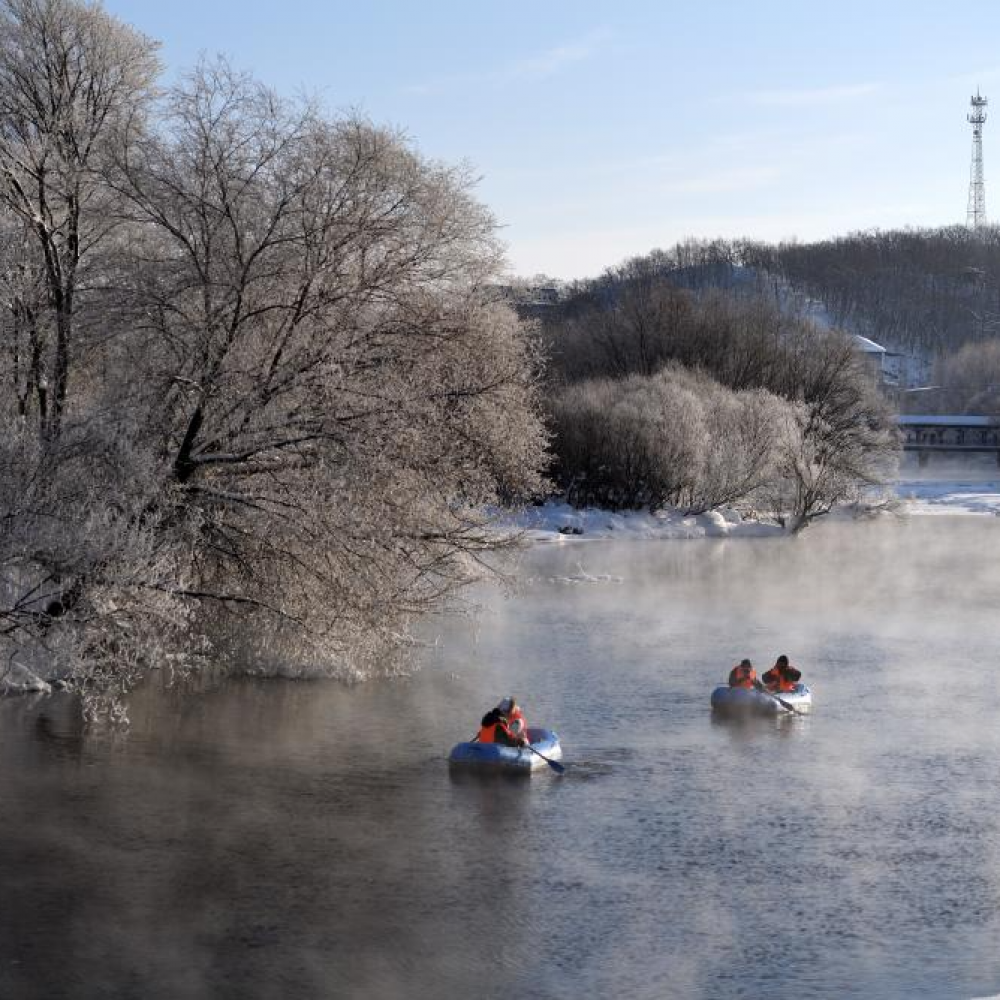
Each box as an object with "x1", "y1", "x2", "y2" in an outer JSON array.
[{"x1": 4, "y1": 516, "x2": 1000, "y2": 999}]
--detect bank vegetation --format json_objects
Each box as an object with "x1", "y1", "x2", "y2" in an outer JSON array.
[
  {"x1": 0, "y1": 0, "x2": 548, "y2": 715},
  {"x1": 538, "y1": 261, "x2": 899, "y2": 529}
]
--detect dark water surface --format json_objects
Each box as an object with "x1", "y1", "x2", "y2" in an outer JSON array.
[{"x1": 3, "y1": 517, "x2": 1000, "y2": 999}]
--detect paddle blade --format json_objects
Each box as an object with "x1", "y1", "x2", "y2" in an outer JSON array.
[
  {"x1": 528, "y1": 744, "x2": 565, "y2": 773},
  {"x1": 773, "y1": 693, "x2": 803, "y2": 715}
]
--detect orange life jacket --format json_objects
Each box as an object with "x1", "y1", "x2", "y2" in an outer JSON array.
[
  {"x1": 478, "y1": 718, "x2": 517, "y2": 744},
  {"x1": 763, "y1": 664, "x2": 799, "y2": 692},
  {"x1": 729, "y1": 663, "x2": 757, "y2": 689}
]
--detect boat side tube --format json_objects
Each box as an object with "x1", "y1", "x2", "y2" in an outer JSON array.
[{"x1": 448, "y1": 727, "x2": 562, "y2": 771}]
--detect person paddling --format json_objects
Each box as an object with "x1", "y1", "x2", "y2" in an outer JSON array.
[
  {"x1": 728, "y1": 658, "x2": 758, "y2": 689},
  {"x1": 478, "y1": 705, "x2": 528, "y2": 747},
  {"x1": 496, "y1": 696, "x2": 528, "y2": 741},
  {"x1": 762, "y1": 655, "x2": 802, "y2": 693}
]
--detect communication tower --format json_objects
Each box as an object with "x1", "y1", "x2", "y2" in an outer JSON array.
[{"x1": 967, "y1": 90, "x2": 988, "y2": 229}]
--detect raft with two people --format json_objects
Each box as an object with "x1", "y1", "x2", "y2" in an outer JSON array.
[
  {"x1": 710, "y1": 655, "x2": 814, "y2": 718},
  {"x1": 448, "y1": 696, "x2": 564, "y2": 773}
]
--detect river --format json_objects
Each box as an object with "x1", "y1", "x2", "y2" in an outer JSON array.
[{"x1": 2, "y1": 517, "x2": 1000, "y2": 999}]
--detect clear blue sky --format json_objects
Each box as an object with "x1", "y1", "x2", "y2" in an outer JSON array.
[{"x1": 104, "y1": 0, "x2": 1000, "y2": 279}]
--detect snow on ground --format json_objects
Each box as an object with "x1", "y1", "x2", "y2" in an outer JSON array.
[
  {"x1": 497, "y1": 502, "x2": 787, "y2": 542},
  {"x1": 497, "y1": 457, "x2": 1000, "y2": 543},
  {"x1": 894, "y1": 454, "x2": 1000, "y2": 517},
  {"x1": 0, "y1": 661, "x2": 52, "y2": 696},
  {"x1": 896, "y1": 479, "x2": 1000, "y2": 516}
]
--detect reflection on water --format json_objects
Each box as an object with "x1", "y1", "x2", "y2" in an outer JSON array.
[{"x1": 2, "y1": 518, "x2": 1000, "y2": 998}]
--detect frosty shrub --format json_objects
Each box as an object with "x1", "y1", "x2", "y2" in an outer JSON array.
[
  {"x1": 548, "y1": 373, "x2": 696, "y2": 509},
  {"x1": 549, "y1": 364, "x2": 795, "y2": 513},
  {"x1": 680, "y1": 374, "x2": 796, "y2": 515},
  {"x1": 0, "y1": 4, "x2": 549, "y2": 716},
  {"x1": 933, "y1": 339, "x2": 1000, "y2": 415},
  {"x1": 763, "y1": 345, "x2": 900, "y2": 531}
]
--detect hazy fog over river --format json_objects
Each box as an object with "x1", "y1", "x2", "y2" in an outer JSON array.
[{"x1": 4, "y1": 517, "x2": 1000, "y2": 999}]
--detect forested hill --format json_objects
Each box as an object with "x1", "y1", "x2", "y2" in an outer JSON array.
[
  {"x1": 742, "y1": 226, "x2": 1000, "y2": 357},
  {"x1": 539, "y1": 227, "x2": 1000, "y2": 361}
]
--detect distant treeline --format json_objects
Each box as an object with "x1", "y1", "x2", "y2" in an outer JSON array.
[
  {"x1": 546, "y1": 228, "x2": 1000, "y2": 358},
  {"x1": 534, "y1": 227, "x2": 1000, "y2": 415},
  {"x1": 743, "y1": 227, "x2": 1000, "y2": 357}
]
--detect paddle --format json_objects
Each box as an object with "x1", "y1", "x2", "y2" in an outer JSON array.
[
  {"x1": 526, "y1": 743, "x2": 565, "y2": 774},
  {"x1": 754, "y1": 681, "x2": 802, "y2": 716}
]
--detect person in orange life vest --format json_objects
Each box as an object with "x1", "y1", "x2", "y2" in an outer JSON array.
[
  {"x1": 478, "y1": 707, "x2": 527, "y2": 747},
  {"x1": 496, "y1": 696, "x2": 528, "y2": 742},
  {"x1": 762, "y1": 654, "x2": 802, "y2": 693},
  {"x1": 728, "y1": 658, "x2": 758, "y2": 689}
]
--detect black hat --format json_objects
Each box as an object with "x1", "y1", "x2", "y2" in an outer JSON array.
[
  {"x1": 740, "y1": 658, "x2": 752, "y2": 667},
  {"x1": 776, "y1": 655, "x2": 789, "y2": 667}
]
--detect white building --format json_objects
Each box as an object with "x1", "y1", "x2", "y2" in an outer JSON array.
[{"x1": 851, "y1": 334, "x2": 900, "y2": 387}]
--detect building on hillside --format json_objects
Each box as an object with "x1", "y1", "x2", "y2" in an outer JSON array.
[
  {"x1": 493, "y1": 284, "x2": 560, "y2": 307},
  {"x1": 492, "y1": 283, "x2": 562, "y2": 320},
  {"x1": 852, "y1": 334, "x2": 899, "y2": 387},
  {"x1": 850, "y1": 333, "x2": 908, "y2": 389}
]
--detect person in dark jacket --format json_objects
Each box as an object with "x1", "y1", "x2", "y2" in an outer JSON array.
[
  {"x1": 478, "y1": 707, "x2": 527, "y2": 747},
  {"x1": 762, "y1": 654, "x2": 802, "y2": 693}
]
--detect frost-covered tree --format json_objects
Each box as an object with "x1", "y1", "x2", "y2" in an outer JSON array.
[
  {"x1": 763, "y1": 331, "x2": 899, "y2": 530},
  {"x1": 0, "y1": 0, "x2": 159, "y2": 436},
  {"x1": 681, "y1": 374, "x2": 794, "y2": 515},
  {"x1": 0, "y1": 43, "x2": 549, "y2": 714}
]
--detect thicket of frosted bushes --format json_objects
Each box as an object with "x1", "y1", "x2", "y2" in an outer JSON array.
[{"x1": 540, "y1": 270, "x2": 898, "y2": 528}]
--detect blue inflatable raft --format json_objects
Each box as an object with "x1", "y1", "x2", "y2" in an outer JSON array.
[
  {"x1": 448, "y1": 727, "x2": 562, "y2": 772},
  {"x1": 710, "y1": 683, "x2": 813, "y2": 717}
]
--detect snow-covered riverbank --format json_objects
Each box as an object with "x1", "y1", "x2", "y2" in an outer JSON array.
[
  {"x1": 895, "y1": 473, "x2": 1000, "y2": 515},
  {"x1": 501, "y1": 502, "x2": 787, "y2": 542},
  {"x1": 499, "y1": 458, "x2": 1000, "y2": 542},
  {"x1": 0, "y1": 661, "x2": 53, "y2": 697}
]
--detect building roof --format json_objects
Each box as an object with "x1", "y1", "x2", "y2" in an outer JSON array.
[
  {"x1": 852, "y1": 334, "x2": 886, "y2": 354},
  {"x1": 897, "y1": 414, "x2": 1000, "y2": 426}
]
